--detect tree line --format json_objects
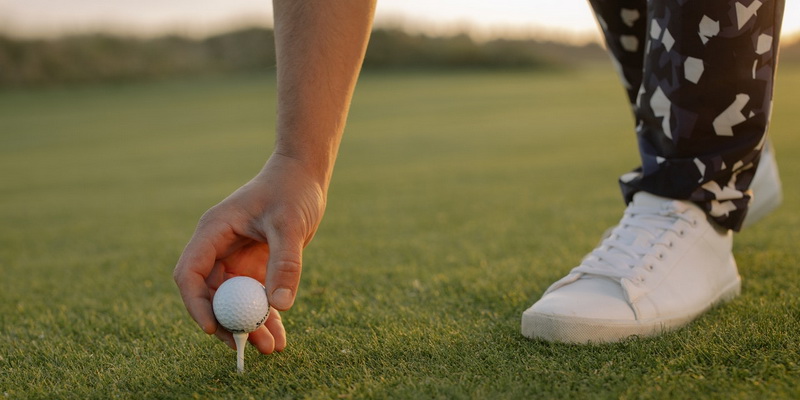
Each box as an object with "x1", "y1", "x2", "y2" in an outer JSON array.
[
  {"x1": 3, "y1": 27, "x2": 797, "y2": 87},
  {"x1": 0, "y1": 28, "x2": 612, "y2": 87}
]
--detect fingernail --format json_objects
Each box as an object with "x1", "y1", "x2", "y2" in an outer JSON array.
[{"x1": 271, "y1": 288, "x2": 294, "y2": 309}]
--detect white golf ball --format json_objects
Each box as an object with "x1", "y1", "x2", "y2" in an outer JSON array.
[{"x1": 212, "y1": 276, "x2": 270, "y2": 334}]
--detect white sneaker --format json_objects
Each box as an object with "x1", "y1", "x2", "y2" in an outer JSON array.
[{"x1": 521, "y1": 192, "x2": 741, "y2": 343}]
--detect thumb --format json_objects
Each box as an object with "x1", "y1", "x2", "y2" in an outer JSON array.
[{"x1": 265, "y1": 231, "x2": 304, "y2": 311}]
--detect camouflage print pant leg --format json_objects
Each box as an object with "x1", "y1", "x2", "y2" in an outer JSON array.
[
  {"x1": 589, "y1": 0, "x2": 648, "y2": 106},
  {"x1": 589, "y1": 0, "x2": 785, "y2": 231}
]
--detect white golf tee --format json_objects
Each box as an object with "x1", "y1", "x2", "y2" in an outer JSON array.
[{"x1": 233, "y1": 333, "x2": 248, "y2": 373}]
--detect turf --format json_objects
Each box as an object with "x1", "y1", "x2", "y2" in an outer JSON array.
[{"x1": 1, "y1": 66, "x2": 798, "y2": 399}]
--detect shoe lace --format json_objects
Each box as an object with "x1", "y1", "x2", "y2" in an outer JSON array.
[{"x1": 572, "y1": 200, "x2": 697, "y2": 283}]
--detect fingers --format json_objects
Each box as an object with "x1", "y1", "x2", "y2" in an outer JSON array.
[
  {"x1": 214, "y1": 309, "x2": 286, "y2": 354},
  {"x1": 250, "y1": 308, "x2": 287, "y2": 354},
  {"x1": 214, "y1": 329, "x2": 236, "y2": 350},
  {"x1": 175, "y1": 211, "x2": 247, "y2": 335},
  {"x1": 264, "y1": 231, "x2": 304, "y2": 311},
  {"x1": 173, "y1": 236, "x2": 219, "y2": 335},
  {"x1": 266, "y1": 308, "x2": 287, "y2": 352}
]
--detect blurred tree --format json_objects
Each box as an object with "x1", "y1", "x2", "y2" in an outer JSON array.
[{"x1": 0, "y1": 27, "x2": 627, "y2": 87}]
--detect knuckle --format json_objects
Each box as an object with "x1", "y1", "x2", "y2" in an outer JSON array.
[
  {"x1": 272, "y1": 257, "x2": 303, "y2": 274},
  {"x1": 172, "y1": 267, "x2": 182, "y2": 284},
  {"x1": 197, "y1": 207, "x2": 221, "y2": 229},
  {"x1": 269, "y1": 256, "x2": 303, "y2": 290},
  {"x1": 172, "y1": 262, "x2": 191, "y2": 286}
]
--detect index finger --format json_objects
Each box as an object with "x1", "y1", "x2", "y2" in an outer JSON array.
[{"x1": 173, "y1": 235, "x2": 219, "y2": 334}]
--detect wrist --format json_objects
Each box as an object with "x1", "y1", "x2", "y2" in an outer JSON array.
[{"x1": 266, "y1": 148, "x2": 336, "y2": 191}]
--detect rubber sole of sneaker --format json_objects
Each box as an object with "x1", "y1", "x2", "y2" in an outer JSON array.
[{"x1": 521, "y1": 258, "x2": 742, "y2": 344}]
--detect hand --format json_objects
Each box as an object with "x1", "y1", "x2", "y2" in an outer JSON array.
[{"x1": 173, "y1": 153, "x2": 327, "y2": 353}]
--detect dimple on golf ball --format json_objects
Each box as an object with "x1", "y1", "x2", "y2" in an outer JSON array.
[{"x1": 212, "y1": 276, "x2": 270, "y2": 333}]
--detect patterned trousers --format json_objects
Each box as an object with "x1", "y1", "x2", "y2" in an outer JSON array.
[{"x1": 589, "y1": 0, "x2": 785, "y2": 231}]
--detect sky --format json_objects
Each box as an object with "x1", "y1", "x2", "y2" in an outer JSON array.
[{"x1": 0, "y1": 0, "x2": 798, "y2": 43}]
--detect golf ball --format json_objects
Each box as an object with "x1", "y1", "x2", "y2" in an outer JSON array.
[{"x1": 212, "y1": 276, "x2": 270, "y2": 333}]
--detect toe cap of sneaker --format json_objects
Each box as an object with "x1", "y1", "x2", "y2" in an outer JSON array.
[
  {"x1": 521, "y1": 277, "x2": 639, "y2": 343},
  {"x1": 525, "y1": 276, "x2": 636, "y2": 320}
]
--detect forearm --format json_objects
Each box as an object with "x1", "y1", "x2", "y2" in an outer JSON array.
[{"x1": 272, "y1": 0, "x2": 376, "y2": 189}]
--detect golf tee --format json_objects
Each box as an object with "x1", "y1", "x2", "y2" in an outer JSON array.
[{"x1": 233, "y1": 333, "x2": 248, "y2": 373}]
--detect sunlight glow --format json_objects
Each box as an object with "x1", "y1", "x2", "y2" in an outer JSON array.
[{"x1": 0, "y1": 0, "x2": 797, "y2": 43}]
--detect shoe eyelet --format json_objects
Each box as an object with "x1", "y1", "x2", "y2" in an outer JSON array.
[
  {"x1": 657, "y1": 253, "x2": 665, "y2": 260},
  {"x1": 668, "y1": 241, "x2": 674, "y2": 248},
  {"x1": 678, "y1": 230, "x2": 686, "y2": 237}
]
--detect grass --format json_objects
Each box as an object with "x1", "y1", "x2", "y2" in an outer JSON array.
[{"x1": 1, "y1": 65, "x2": 799, "y2": 399}]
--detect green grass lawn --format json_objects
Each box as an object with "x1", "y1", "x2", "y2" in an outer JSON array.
[{"x1": 1, "y1": 65, "x2": 799, "y2": 399}]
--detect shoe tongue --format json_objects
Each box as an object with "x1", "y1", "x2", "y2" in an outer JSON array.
[
  {"x1": 624, "y1": 192, "x2": 675, "y2": 246},
  {"x1": 631, "y1": 233, "x2": 652, "y2": 247},
  {"x1": 631, "y1": 191, "x2": 673, "y2": 208},
  {"x1": 582, "y1": 193, "x2": 681, "y2": 279}
]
